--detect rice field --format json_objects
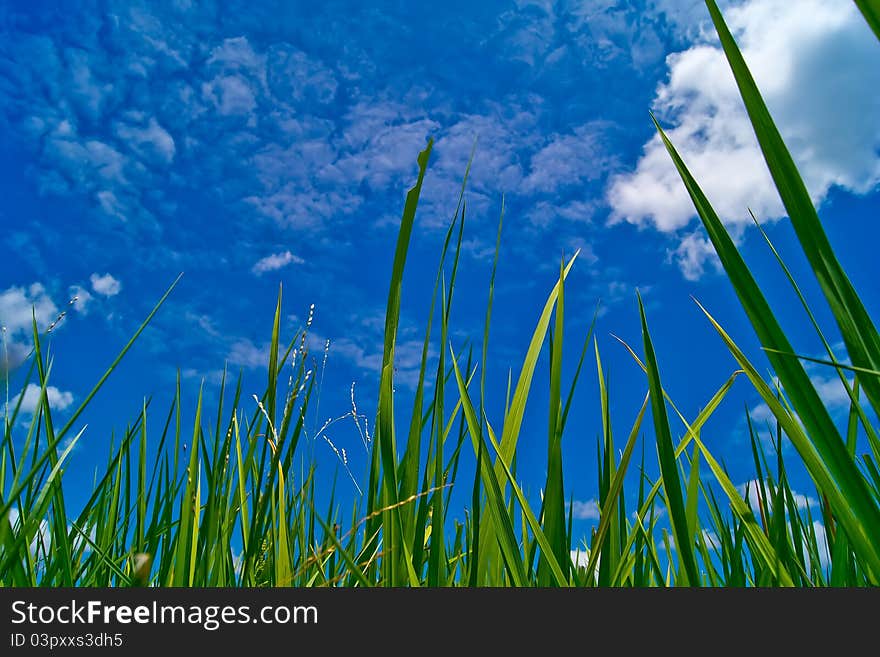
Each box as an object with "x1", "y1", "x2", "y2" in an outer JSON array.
[{"x1": 2, "y1": 0, "x2": 879, "y2": 587}]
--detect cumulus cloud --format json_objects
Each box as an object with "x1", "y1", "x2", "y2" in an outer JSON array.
[
  {"x1": 609, "y1": 0, "x2": 880, "y2": 274},
  {"x1": 0, "y1": 283, "x2": 58, "y2": 336},
  {"x1": 16, "y1": 383, "x2": 75, "y2": 414},
  {"x1": 496, "y1": 0, "x2": 669, "y2": 71},
  {"x1": 1, "y1": 4, "x2": 623, "y2": 281},
  {"x1": 646, "y1": 0, "x2": 718, "y2": 39},
  {"x1": 90, "y1": 273, "x2": 121, "y2": 297},
  {"x1": 0, "y1": 283, "x2": 59, "y2": 372},
  {"x1": 252, "y1": 250, "x2": 304, "y2": 275}
]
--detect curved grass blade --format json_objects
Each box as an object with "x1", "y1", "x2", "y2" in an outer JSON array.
[
  {"x1": 450, "y1": 346, "x2": 526, "y2": 586},
  {"x1": 585, "y1": 393, "x2": 648, "y2": 581},
  {"x1": 705, "y1": 0, "x2": 880, "y2": 413},
  {"x1": 375, "y1": 139, "x2": 433, "y2": 584},
  {"x1": 483, "y1": 418, "x2": 568, "y2": 586},
  {"x1": 652, "y1": 110, "x2": 880, "y2": 582},
  {"x1": 695, "y1": 298, "x2": 880, "y2": 581}
]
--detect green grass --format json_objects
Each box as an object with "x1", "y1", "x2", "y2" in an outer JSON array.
[{"x1": 2, "y1": 0, "x2": 879, "y2": 586}]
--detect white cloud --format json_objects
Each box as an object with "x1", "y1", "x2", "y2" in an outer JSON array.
[
  {"x1": 114, "y1": 116, "x2": 176, "y2": 165},
  {"x1": 0, "y1": 283, "x2": 58, "y2": 335},
  {"x1": 571, "y1": 498, "x2": 601, "y2": 520},
  {"x1": 16, "y1": 383, "x2": 75, "y2": 414},
  {"x1": 266, "y1": 45, "x2": 337, "y2": 105},
  {"x1": 202, "y1": 74, "x2": 258, "y2": 117},
  {"x1": 736, "y1": 479, "x2": 818, "y2": 513},
  {"x1": 748, "y1": 371, "x2": 854, "y2": 428},
  {"x1": 90, "y1": 273, "x2": 122, "y2": 297},
  {"x1": 570, "y1": 548, "x2": 592, "y2": 570},
  {"x1": 701, "y1": 529, "x2": 721, "y2": 550},
  {"x1": 569, "y1": 546, "x2": 601, "y2": 578},
  {"x1": 68, "y1": 285, "x2": 93, "y2": 315},
  {"x1": 646, "y1": 0, "x2": 719, "y2": 39},
  {"x1": 3, "y1": 508, "x2": 51, "y2": 558},
  {"x1": 0, "y1": 283, "x2": 59, "y2": 372},
  {"x1": 521, "y1": 123, "x2": 614, "y2": 195},
  {"x1": 206, "y1": 36, "x2": 266, "y2": 74},
  {"x1": 252, "y1": 250, "x2": 304, "y2": 275},
  {"x1": 669, "y1": 231, "x2": 720, "y2": 281},
  {"x1": 810, "y1": 521, "x2": 831, "y2": 571},
  {"x1": 747, "y1": 400, "x2": 775, "y2": 426},
  {"x1": 808, "y1": 373, "x2": 851, "y2": 410},
  {"x1": 609, "y1": 0, "x2": 880, "y2": 267}
]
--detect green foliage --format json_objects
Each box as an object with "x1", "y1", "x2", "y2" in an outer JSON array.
[{"x1": 2, "y1": 0, "x2": 878, "y2": 586}]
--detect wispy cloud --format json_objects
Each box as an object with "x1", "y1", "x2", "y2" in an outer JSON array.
[
  {"x1": 227, "y1": 338, "x2": 271, "y2": 370},
  {"x1": 68, "y1": 285, "x2": 93, "y2": 315},
  {"x1": 571, "y1": 498, "x2": 601, "y2": 521},
  {"x1": 90, "y1": 273, "x2": 121, "y2": 297},
  {"x1": 669, "y1": 231, "x2": 720, "y2": 282},
  {"x1": 252, "y1": 251, "x2": 304, "y2": 275}
]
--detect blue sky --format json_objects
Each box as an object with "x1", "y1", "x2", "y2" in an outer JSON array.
[{"x1": 2, "y1": 0, "x2": 879, "y2": 549}]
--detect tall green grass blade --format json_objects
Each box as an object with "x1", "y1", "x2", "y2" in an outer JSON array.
[
  {"x1": 706, "y1": 0, "x2": 880, "y2": 413},
  {"x1": 854, "y1": 0, "x2": 880, "y2": 42},
  {"x1": 375, "y1": 139, "x2": 433, "y2": 585},
  {"x1": 585, "y1": 393, "x2": 648, "y2": 581},
  {"x1": 694, "y1": 299, "x2": 880, "y2": 581},
  {"x1": 496, "y1": 251, "x2": 579, "y2": 473},
  {"x1": 653, "y1": 109, "x2": 880, "y2": 582},
  {"x1": 450, "y1": 348, "x2": 526, "y2": 586},
  {"x1": 483, "y1": 418, "x2": 568, "y2": 586},
  {"x1": 638, "y1": 293, "x2": 700, "y2": 585},
  {"x1": 538, "y1": 259, "x2": 568, "y2": 585}
]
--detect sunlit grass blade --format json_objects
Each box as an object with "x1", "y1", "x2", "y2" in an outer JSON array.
[
  {"x1": 750, "y1": 211, "x2": 880, "y2": 462},
  {"x1": 496, "y1": 251, "x2": 579, "y2": 473}
]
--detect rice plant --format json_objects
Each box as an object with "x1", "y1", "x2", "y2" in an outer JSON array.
[{"x1": 1, "y1": 0, "x2": 878, "y2": 587}]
